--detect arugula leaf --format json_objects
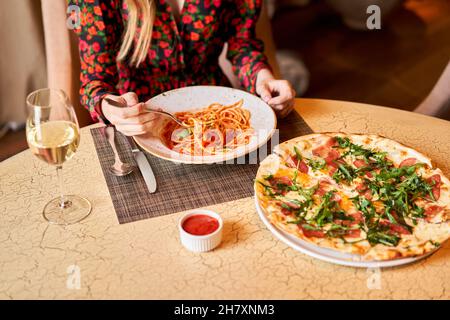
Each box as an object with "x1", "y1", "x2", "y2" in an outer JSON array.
[
  {"x1": 371, "y1": 164, "x2": 433, "y2": 220},
  {"x1": 332, "y1": 163, "x2": 356, "y2": 184},
  {"x1": 292, "y1": 170, "x2": 298, "y2": 184},
  {"x1": 307, "y1": 158, "x2": 326, "y2": 171},
  {"x1": 411, "y1": 203, "x2": 425, "y2": 218},
  {"x1": 301, "y1": 224, "x2": 320, "y2": 231},
  {"x1": 326, "y1": 224, "x2": 357, "y2": 237},
  {"x1": 429, "y1": 240, "x2": 440, "y2": 247},
  {"x1": 367, "y1": 230, "x2": 400, "y2": 247},
  {"x1": 299, "y1": 184, "x2": 318, "y2": 199},
  {"x1": 335, "y1": 136, "x2": 351, "y2": 148},
  {"x1": 256, "y1": 180, "x2": 275, "y2": 197},
  {"x1": 293, "y1": 146, "x2": 303, "y2": 161},
  {"x1": 376, "y1": 164, "x2": 421, "y2": 182},
  {"x1": 348, "y1": 161, "x2": 431, "y2": 246},
  {"x1": 313, "y1": 191, "x2": 344, "y2": 227},
  {"x1": 397, "y1": 171, "x2": 434, "y2": 201},
  {"x1": 334, "y1": 136, "x2": 392, "y2": 170},
  {"x1": 175, "y1": 128, "x2": 190, "y2": 139},
  {"x1": 385, "y1": 209, "x2": 397, "y2": 224},
  {"x1": 370, "y1": 152, "x2": 392, "y2": 169},
  {"x1": 339, "y1": 163, "x2": 355, "y2": 181},
  {"x1": 351, "y1": 195, "x2": 377, "y2": 226}
]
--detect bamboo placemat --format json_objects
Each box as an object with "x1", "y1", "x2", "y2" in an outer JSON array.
[{"x1": 91, "y1": 112, "x2": 313, "y2": 224}]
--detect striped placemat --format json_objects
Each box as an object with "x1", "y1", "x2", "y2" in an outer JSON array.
[{"x1": 91, "y1": 112, "x2": 313, "y2": 224}]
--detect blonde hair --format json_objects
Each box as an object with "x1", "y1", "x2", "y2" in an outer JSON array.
[{"x1": 118, "y1": 0, "x2": 156, "y2": 67}]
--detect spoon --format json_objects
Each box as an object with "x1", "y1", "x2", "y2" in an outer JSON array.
[
  {"x1": 104, "y1": 97, "x2": 191, "y2": 128},
  {"x1": 104, "y1": 126, "x2": 134, "y2": 176}
]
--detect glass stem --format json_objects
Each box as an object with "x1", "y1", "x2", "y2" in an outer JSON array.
[{"x1": 56, "y1": 165, "x2": 71, "y2": 209}]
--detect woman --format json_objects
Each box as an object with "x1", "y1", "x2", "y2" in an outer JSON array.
[{"x1": 72, "y1": 0, "x2": 295, "y2": 136}]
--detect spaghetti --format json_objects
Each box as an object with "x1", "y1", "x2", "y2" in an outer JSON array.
[{"x1": 161, "y1": 99, "x2": 254, "y2": 156}]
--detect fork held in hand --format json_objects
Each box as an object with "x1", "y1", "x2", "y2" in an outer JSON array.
[{"x1": 103, "y1": 97, "x2": 190, "y2": 128}]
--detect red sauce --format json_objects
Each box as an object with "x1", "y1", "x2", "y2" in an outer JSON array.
[
  {"x1": 161, "y1": 121, "x2": 178, "y2": 150},
  {"x1": 182, "y1": 214, "x2": 219, "y2": 236}
]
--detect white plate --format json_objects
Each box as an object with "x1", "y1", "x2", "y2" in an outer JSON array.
[
  {"x1": 134, "y1": 86, "x2": 277, "y2": 164},
  {"x1": 254, "y1": 197, "x2": 436, "y2": 268}
]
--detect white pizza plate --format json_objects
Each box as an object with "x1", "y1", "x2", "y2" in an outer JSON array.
[
  {"x1": 255, "y1": 197, "x2": 436, "y2": 268},
  {"x1": 134, "y1": 86, "x2": 277, "y2": 164}
]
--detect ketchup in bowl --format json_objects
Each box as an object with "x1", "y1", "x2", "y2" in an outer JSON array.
[{"x1": 182, "y1": 214, "x2": 220, "y2": 236}]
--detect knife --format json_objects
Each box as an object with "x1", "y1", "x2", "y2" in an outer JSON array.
[{"x1": 126, "y1": 136, "x2": 158, "y2": 193}]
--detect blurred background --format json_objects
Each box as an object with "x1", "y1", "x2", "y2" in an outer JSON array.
[{"x1": 1, "y1": 0, "x2": 449, "y2": 161}]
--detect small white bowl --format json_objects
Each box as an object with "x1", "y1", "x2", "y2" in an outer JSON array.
[{"x1": 178, "y1": 209, "x2": 223, "y2": 252}]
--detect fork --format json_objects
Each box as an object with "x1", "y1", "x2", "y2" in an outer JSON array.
[{"x1": 103, "y1": 125, "x2": 134, "y2": 176}]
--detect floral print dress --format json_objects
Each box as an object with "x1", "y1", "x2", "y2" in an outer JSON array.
[{"x1": 70, "y1": 0, "x2": 271, "y2": 122}]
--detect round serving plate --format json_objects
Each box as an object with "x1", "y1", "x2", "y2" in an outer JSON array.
[
  {"x1": 254, "y1": 197, "x2": 436, "y2": 268},
  {"x1": 134, "y1": 86, "x2": 277, "y2": 164}
]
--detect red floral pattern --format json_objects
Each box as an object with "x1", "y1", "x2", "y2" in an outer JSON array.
[{"x1": 70, "y1": 0, "x2": 271, "y2": 122}]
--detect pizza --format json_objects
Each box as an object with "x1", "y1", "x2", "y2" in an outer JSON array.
[{"x1": 254, "y1": 133, "x2": 450, "y2": 261}]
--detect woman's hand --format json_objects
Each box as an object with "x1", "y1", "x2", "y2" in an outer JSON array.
[
  {"x1": 101, "y1": 92, "x2": 159, "y2": 136},
  {"x1": 255, "y1": 69, "x2": 296, "y2": 118}
]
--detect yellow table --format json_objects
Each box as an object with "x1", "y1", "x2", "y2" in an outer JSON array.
[{"x1": 1, "y1": 99, "x2": 449, "y2": 299}]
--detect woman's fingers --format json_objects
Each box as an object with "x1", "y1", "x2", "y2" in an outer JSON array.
[
  {"x1": 121, "y1": 92, "x2": 139, "y2": 106},
  {"x1": 257, "y1": 79, "x2": 296, "y2": 117},
  {"x1": 105, "y1": 92, "x2": 138, "y2": 108},
  {"x1": 271, "y1": 100, "x2": 295, "y2": 118},
  {"x1": 103, "y1": 94, "x2": 127, "y2": 105},
  {"x1": 116, "y1": 128, "x2": 146, "y2": 136},
  {"x1": 100, "y1": 92, "x2": 163, "y2": 136},
  {"x1": 256, "y1": 83, "x2": 272, "y2": 103},
  {"x1": 108, "y1": 111, "x2": 159, "y2": 125},
  {"x1": 243, "y1": 69, "x2": 297, "y2": 118},
  {"x1": 102, "y1": 93, "x2": 145, "y2": 119},
  {"x1": 116, "y1": 129, "x2": 146, "y2": 136},
  {"x1": 117, "y1": 103, "x2": 145, "y2": 119},
  {"x1": 279, "y1": 104, "x2": 295, "y2": 118},
  {"x1": 104, "y1": 102, "x2": 144, "y2": 119},
  {"x1": 115, "y1": 120, "x2": 155, "y2": 136},
  {"x1": 267, "y1": 80, "x2": 296, "y2": 105}
]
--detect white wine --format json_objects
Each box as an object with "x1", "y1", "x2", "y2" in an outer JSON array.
[
  {"x1": 27, "y1": 120, "x2": 80, "y2": 166},
  {"x1": 26, "y1": 88, "x2": 92, "y2": 225}
]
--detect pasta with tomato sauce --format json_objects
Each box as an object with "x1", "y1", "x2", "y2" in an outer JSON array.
[{"x1": 161, "y1": 100, "x2": 254, "y2": 156}]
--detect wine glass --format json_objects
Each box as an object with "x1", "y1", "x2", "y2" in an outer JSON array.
[{"x1": 26, "y1": 88, "x2": 92, "y2": 225}]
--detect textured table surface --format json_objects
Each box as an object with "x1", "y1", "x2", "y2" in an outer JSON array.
[{"x1": 1, "y1": 98, "x2": 449, "y2": 299}]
